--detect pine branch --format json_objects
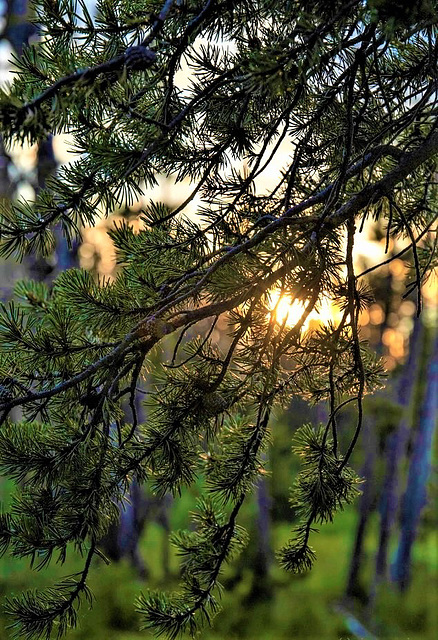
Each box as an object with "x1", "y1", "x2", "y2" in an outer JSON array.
[{"x1": 0, "y1": 3, "x2": 436, "y2": 638}]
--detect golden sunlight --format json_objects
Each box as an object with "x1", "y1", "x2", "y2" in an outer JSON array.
[{"x1": 270, "y1": 292, "x2": 339, "y2": 331}]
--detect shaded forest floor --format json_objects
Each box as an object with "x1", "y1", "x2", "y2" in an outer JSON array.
[{"x1": 0, "y1": 496, "x2": 436, "y2": 640}]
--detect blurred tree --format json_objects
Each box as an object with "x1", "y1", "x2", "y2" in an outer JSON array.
[
  {"x1": 0, "y1": 0, "x2": 35, "y2": 224},
  {"x1": 1, "y1": 0, "x2": 37, "y2": 54},
  {"x1": 392, "y1": 334, "x2": 438, "y2": 590},
  {"x1": 0, "y1": 1, "x2": 68, "y2": 283},
  {"x1": 6, "y1": 0, "x2": 171, "y2": 593},
  {"x1": 345, "y1": 316, "x2": 424, "y2": 605},
  {"x1": 345, "y1": 415, "x2": 378, "y2": 602},
  {"x1": 99, "y1": 470, "x2": 172, "y2": 579},
  {"x1": 0, "y1": 1, "x2": 436, "y2": 639},
  {"x1": 374, "y1": 318, "x2": 424, "y2": 583}
]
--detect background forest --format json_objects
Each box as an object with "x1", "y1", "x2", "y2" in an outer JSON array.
[
  {"x1": 0, "y1": 1, "x2": 437, "y2": 639},
  {"x1": 0, "y1": 272, "x2": 436, "y2": 639}
]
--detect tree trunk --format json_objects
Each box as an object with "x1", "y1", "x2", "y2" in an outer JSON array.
[
  {"x1": 391, "y1": 336, "x2": 438, "y2": 590},
  {"x1": 4, "y1": 0, "x2": 36, "y2": 55},
  {"x1": 345, "y1": 417, "x2": 377, "y2": 601},
  {"x1": 250, "y1": 471, "x2": 273, "y2": 599},
  {"x1": 374, "y1": 319, "x2": 423, "y2": 583}
]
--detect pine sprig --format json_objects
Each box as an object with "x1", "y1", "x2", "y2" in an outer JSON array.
[
  {"x1": 278, "y1": 424, "x2": 362, "y2": 573},
  {"x1": 0, "y1": 0, "x2": 436, "y2": 638},
  {"x1": 5, "y1": 556, "x2": 95, "y2": 640},
  {"x1": 137, "y1": 495, "x2": 248, "y2": 639}
]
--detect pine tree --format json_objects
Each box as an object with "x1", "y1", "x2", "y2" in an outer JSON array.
[{"x1": 0, "y1": 1, "x2": 437, "y2": 638}]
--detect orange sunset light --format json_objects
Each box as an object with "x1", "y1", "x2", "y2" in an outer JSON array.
[{"x1": 270, "y1": 291, "x2": 341, "y2": 331}]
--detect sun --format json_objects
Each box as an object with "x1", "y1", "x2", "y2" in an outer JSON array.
[{"x1": 270, "y1": 291, "x2": 338, "y2": 331}]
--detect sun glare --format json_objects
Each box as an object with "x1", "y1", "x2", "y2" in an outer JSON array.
[{"x1": 270, "y1": 292, "x2": 338, "y2": 331}]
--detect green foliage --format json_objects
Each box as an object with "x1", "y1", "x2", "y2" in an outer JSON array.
[
  {"x1": 4, "y1": 575, "x2": 93, "y2": 640},
  {"x1": 136, "y1": 498, "x2": 249, "y2": 639},
  {"x1": 277, "y1": 424, "x2": 362, "y2": 573},
  {"x1": 367, "y1": 0, "x2": 437, "y2": 30},
  {"x1": 1, "y1": 498, "x2": 435, "y2": 639},
  {"x1": 0, "y1": 0, "x2": 437, "y2": 638}
]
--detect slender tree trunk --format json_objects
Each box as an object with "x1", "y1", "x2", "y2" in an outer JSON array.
[
  {"x1": 2, "y1": 2, "x2": 64, "y2": 282},
  {"x1": 391, "y1": 336, "x2": 438, "y2": 590},
  {"x1": 38, "y1": 138, "x2": 79, "y2": 273},
  {"x1": 0, "y1": 137, "x2": 15, "y2": 301},
  {"x1": 373, "y1": 319, "x2": 423, "y2": 586},
  {"x1": 252, "y1": 470, "x2": 272, "y2": 598},
  {"x1": 3, "y1": 0, "x2": 36, "y2": 55},
  {"x1": 345, "y1": 417, "x2": 377, "y2": 601},
  {"x1": 99, "y1": 348, "x2": 173, "y2": 579},
  {"x1": 0, "y1": 0, "x2": 33, "y2": 244},
  {"x1": 345, "y1": 262, "x2": 400, "y2": 604},
  {"x1": 25, "y1": 137, "x2": 60, "y2": 280}
]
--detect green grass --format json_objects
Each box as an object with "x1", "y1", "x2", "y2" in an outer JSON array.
[
  {"x1": 1, "y1": 468, "x2": 437, "y2": 640},
  {"x1": 1, "y1": 503, "x2": 435, "y2": 640}
]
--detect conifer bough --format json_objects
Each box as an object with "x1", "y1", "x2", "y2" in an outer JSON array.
[{"x1": 0, "y1": 1, "x2": 437, "y2": 638}]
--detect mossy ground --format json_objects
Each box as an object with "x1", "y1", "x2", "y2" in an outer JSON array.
[{"x1": 0, "y1": 489, "x2": 436, "y2": 640}]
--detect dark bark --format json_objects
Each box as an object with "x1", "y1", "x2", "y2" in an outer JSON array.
[
  {"x1": 99, "y1": 379, "x2": 172, "y2": 579},
  {"x1": 0, "y1": 2, "x2": 35, "y2": 300},
  {"x1": 25, "y1": 138, "x2": 59, "y2": 280},
  {"x1": 99, "y1": 477, "x2": 172, "y2": 580},
  {"x1": 345, "y1": 417, "x2": 378, "y2": 601},
  {"x1": 249, "y1": 471, "x2": 273, "y2": 600}
]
